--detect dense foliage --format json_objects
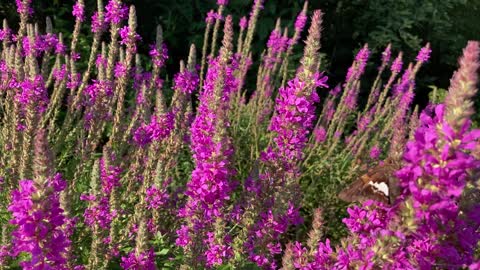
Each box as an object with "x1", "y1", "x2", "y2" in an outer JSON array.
[{"x1": 0, "y1": 0, "x2": 479, "y2": 269}]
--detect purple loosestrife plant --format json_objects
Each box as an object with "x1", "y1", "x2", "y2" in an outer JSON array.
[
  {"x1": 264, "y1": 27, "x2": 289, "y2": 68},
  {"x1": 245, "y1": 73, "x2": 327, "y2": 269},
  {"x1": 243, "y1": 10, "x2": 328, "y2": 269},
  {"x1": 149, "y1": 43, "x2": 168, "y2": 69},
  {"x1": 239, "y1": 16, "x2": 248, "y2": 30},
  {"x1": 416, "y1": 43, "x2": 432, "y2": 63},
  {"x1": 174, "y1": 69, "x2": 199, "y2": 95},
  {"x1": 120, "y1": 248, "x2": 156, "y2": 270},
  {"x1": 9, "y1": 174, "x2": 70, "y2": 269},
  {"x1": 393, "y1": 104, "x2": 480, "y2": 268},
  {"x1": 72, "y1": 1, "x2": 85, "y2": 22},
  {"x1": 105, "y1": 0, "x2": 128, "y2": 25},
  {"x1": 1, "y1": 0, "x2": 480, "y2": 269},
  {"x1": 325, "y1": 45, "x2": 370, "y2": 150},
  {"x1": 16, "y1": 0, "x2": 33, "y2": 17},
  {"x1": 283, "y1": 41, "x2": 480, "y2": 269},
  {"x1": 177, "y1": 15, "x2": 238, "y2": 268}
]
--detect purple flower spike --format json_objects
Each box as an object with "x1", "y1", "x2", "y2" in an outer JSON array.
[
  {"x1": 91, "y1": 12, "x2": 106, "y2": 33},
  {"x1": 174, "y1": 70, "x2": 199, "y2": 95},
  {"x1": 391, "y1": 53, "x2": 403, "y2": 73},
  {"x1": 16, "y1": 0, "x2": 33, "y2": 16},
  {"x1": 294, "y1": 11, "x2": 307, "y2": 32},
  {"x1": 149, "y1": 43, "x2": 169, "y2": 68},
  {"x1": 369, "y1": 144, "x2": 381, "y2": 159},
  {"x1": 8, "y1": 175, "x2": 71, "y2": 269},
  {"x1": 416, "y1": 43, "x2": 432, "y2": 63},
  {"x1": 239, "y1": 16, "x2": 248, "y2": 30},
  {"x1": 105, "y1": 0, "x2": 128, "y2": 25},
  {"x1": 72, "y1": 1, "x2": 85, "y2": 22},
  {"x1": 120, "y1": 249, "x2": 156, "y2": 270}
]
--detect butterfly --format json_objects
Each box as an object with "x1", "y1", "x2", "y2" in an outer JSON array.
[{"x1": 338, "y1": 160, "x2": 401, "y2": 205}]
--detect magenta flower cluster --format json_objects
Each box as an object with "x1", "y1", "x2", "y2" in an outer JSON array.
[
  {"x1": 145, "y1": 183, "x2": 169, "y2": 210},
  {"x1": 149, "y1": 43, "x2": 169, "y2": 68},
  {"x1": 120, "y1": 249, "x2": 156, "y2": 270},
  {"x1": 105, "y1": 0, "x2": 128, "y2": 25},
  {"x1": 239, "y1": 16, "x2": 248, "y2": 29},
  {"x1": 15, "y1": 0, "x2": 33, "y2": 16},
  {"x1": 346, "y1": 46, "x2": 370, "y2": 81},
  {"x1": 119, "y1": 25, "x2": 142, "y2": 53},
  {"x1": 72, "y1": 1, "x2": 85, "y2": 22},
  {"x1": 174, "y1": 69, "x2": 200, "y2": 95},
  {"x1": 265, "y1": 29, "x2": 289, "y2": 67},
  {"x1": 285, "y1": 103, "x2": 480, "y2": 269},
  {"x1": 416, "y1": 44, "x2": 432, "y2": 63},
  {"x1": 244, "y1": 71, "x2": 328, "y2": 268},
  {"x1": 15, "y1": 75, "x2": 49, "y2": 114},
  {"x1": 1, "y1": 1, "x2": 479, "y2": 270},
  {"x1": 177, "y1": 55, "x2": 239, "y2": 266},
  {"x1": 133, "y1": 113, "x2": 174, "y2": 146},
  {"x1": 91, "y1": 12, "x2": 106, "y2": 33},
  {"x1": 269, "y1": 74, "x2": 327, "y2": 164},
  {"x1": 8, "y1": 174, "x2": 70, "y2": 269}
]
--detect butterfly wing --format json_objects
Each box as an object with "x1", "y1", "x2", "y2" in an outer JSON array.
[
  {"x1": 338, "y1": 176, "x2": 369, "y2": 203},
  {"x1": 338, "y1": 162, "x2": 398, "y2": 204}
]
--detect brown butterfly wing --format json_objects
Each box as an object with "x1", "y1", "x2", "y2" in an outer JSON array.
[
  {"x1": 338, "y1": 173, "x2": 389, "y2": 204},
  {"x1": 338, "y1": 176, "x2": 369, "y2": 203},
  {"x1": 338, "y1": 161, "x2": 399, "y2": 204}
]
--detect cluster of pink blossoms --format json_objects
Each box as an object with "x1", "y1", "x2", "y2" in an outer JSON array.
[{"x1": 8, "y1": 174, "x2": 70, "y2": 269}]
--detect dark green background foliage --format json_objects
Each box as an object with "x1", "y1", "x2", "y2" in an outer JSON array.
[{"x1": 1, "y1": 0, "x2": 479, "y2": 80}]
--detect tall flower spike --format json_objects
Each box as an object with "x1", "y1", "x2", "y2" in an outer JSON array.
[
  {"x1": 105, "y1": 0, "x2": 128, "y2": 25},
  {"x1": 416, "y1": 42, "x2": 431, "y2": 63},
  {"x1": 289, "y1": 0, "x2": 309, "y2": 47},
  {"x1": 72, "y1": 0, "x2": 85, "y2": 22},
  {"x1": 444, "y1": 41, "x2": 479, "y2": 131},
  {"x1": 300, "y1": 10, "x2": 324, "y2": 75},
  {"x1": 209, "y1": 1, "x2": 226, "y2": 58},
  {"x1": 243, "y1": 10, "x2": 327, "y2": 269},
  {"x1": 9, "y1": 132, "x2": 69, "y2": 269},
  {"x1": 391, "y1": 52, "x2": 403, "y2": 73},
  {"x1": 119, "y1": 6, "x2": 140, "y2": 54},
  {"x1": 33, "y1": 129, "x2": 54, "y2": 181},
  {"x1": 91, "y1": 0, "x2": 105, "y2": 34},
  {"x1": 381, "y1": 43, "x2": 391, "y2": 67},
  {"x1": 177, "y1": 14, "x2": 238, "y2": 268},
  {"x1": 219, "y1": 15, "x2": 233, "y2": 63},
  {"x1": 9, "y1": 176, "x2": 70, "y2": 269}
]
